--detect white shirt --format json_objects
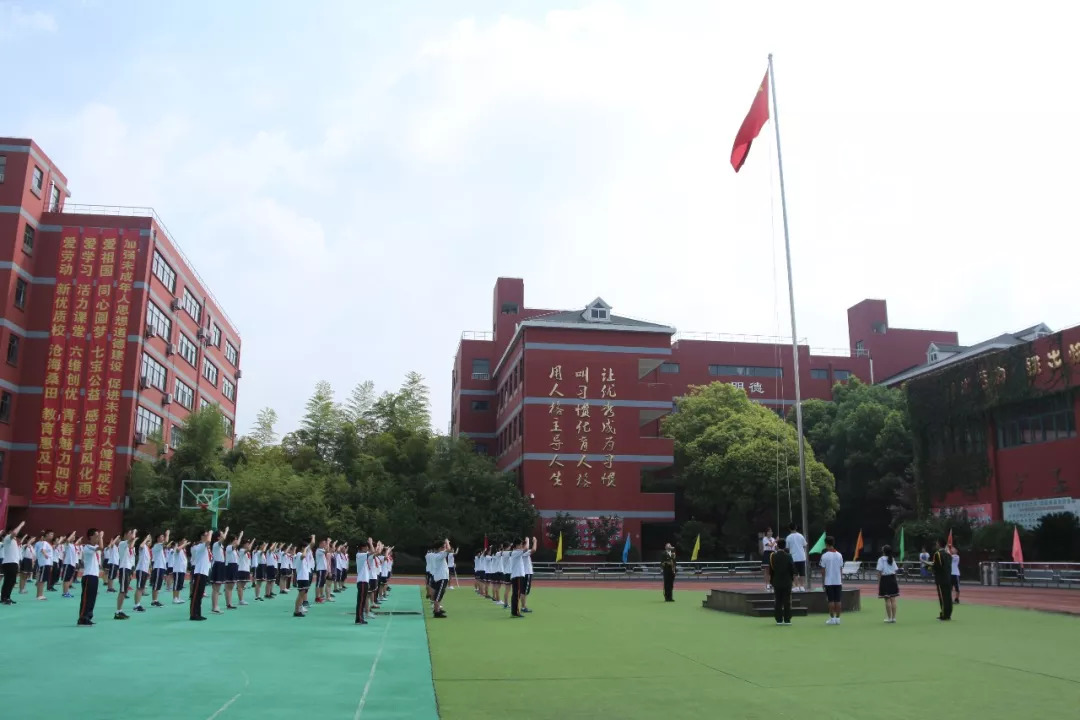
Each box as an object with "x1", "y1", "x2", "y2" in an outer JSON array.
[
  {"x1": 315, "y1": 548, "x2": 327, "y2": 571},
  {"x1": 82, "y1": 545, "x2": 100, "y2": 576},
  {"x1": 152, "y1": 543, "x2": 166, "y2": 569},
  {"x1": 431, "y1": 551, "x2": 450, "y2": 582},
  {"x1": 238, "y1": 550, "x2": 251, "y2": 572},
  {"x1": 22, "y1": 545, "x2": 33, "y2": 561},
  {"x1": 106, "y1": 545, "x2": 119, "y2": 564},
  {"x1": 136, "y1": 546, "x2": 151, "y2": 573},
  {"x1": 36, "y1": 540, "x2": 53, "y2": 566},
  {"x1": 951, "y1": 554, "x2": 961, "y2": 576},
  {"x1": 786, "y1": 532, "x2": 807, "y2": 562},
  {"x1": 192, "y1": 543, "x2": 211, "y2": 576},
  {"x1": 64, "y1": 543, "x2": 78, "y2": 566},
  {"x1": 294, "y1": 551, "x2": 310, "y2": 581},
  {"x1": 118, "y1": 540, "x2": 133, "y2": 570},
  {"x1": 509, "y1": 549, "x2": 525, "y2": 579},
  {"x1": 524, "y1": 551, "x2": 533, "y2": 575},
  {"x1": 212, "y1": 541, "x2": 225, "y2": 563},
  {"x1": 762, "y1": 536, "x2": 777, "y2": 553},
  {"x1": 1, "y1": 534, "x2": 19, "y2": 564},
  {"x1": 447, "y1": 552, "x2": 456, "y2": 569},
  {"x1": 355, "y1": 552, "x2": 370, "y2": 583},
  {"x1": 876, "y1": 556, "x2": 898, "y2": 575},
  {"x1": 225, "y1": 545, "x2": 236, "y2": 563},
  {"x1": 820, "y1": 549, "x2": 844, "y2": 586},
  {"x1": 171, "y1": 548, "x2": 187, "y2": 573}
]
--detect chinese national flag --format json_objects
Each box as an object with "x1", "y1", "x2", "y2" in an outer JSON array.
[{"x1": 730, "y1": 71, "x2": 770, "y2": 172}]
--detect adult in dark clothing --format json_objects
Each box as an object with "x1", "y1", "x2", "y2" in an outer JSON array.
[
  {"x1": 769, "y1": 538, "x2": 795, "y2": 625},
  {"x1": 927, "y1": 538, "x2": 953, "y2": 620},
  {"x1": 661, "y1": 544, "x2": 676, "y2": 602}
]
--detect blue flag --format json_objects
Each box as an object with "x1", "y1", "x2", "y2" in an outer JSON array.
[{"x1": 621, "y1": 535, "x2": 631, "y2": 563}]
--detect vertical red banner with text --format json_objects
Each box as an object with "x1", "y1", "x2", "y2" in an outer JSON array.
[
  {"x1": 53, "y1": 232, "x2": 98, "y2": 503},
  {"x1": 75, "y1": 231, "x2": 117, "y2": 503},
  {"x1": 92, "y1": 231, "x2": 136, "y2": 506},
  {"x1": 33, "y1": 231, "x2": 79, "y2": 505}
]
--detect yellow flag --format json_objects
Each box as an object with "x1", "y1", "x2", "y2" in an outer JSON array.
[
  {"x1": 854, "y1": 530, "x2": 864, "y2": 561},
  {"x1": 691, "y1": 534, "x2": 701, "y2": 561},
  {"x1": 555, "y1": 532, "x2": 563, "y2": 563}
]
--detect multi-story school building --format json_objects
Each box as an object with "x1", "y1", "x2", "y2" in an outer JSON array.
[
  {"x1": 451, "y1": 277, "x2": 955, "y2": 553},
  {"x1": 0, "y1": 138, "x2": 242, "y2": 537}
]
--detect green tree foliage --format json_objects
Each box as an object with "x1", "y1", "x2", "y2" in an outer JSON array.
[
  {"x1": 663, "y1": 382, "x2": 838, "y2": 552},
  {"x1": 123, "y1": 374, "x2": 536, "y2": 564},
  {"x1": 1033, "y1": 512, "x2": 1080, "y2": 562},
  {"x1": 676, "y1": 519, "x2": 717, "y2": 559},
  {"x1": 972, "y1": 521, "x2": 1031, "y2": 560},
  {"x1": 249, "y1": 407, "x2": 279, "y2": 447},
  {"x1": 546, "y1": 512, "x2": 581, "y2": 552},
  {"x1": 586, "y1": 515, "x2": 622, "y2": 552},
  {"x1": 796, "y1": 380, "x2": 915, "y2": 545}
]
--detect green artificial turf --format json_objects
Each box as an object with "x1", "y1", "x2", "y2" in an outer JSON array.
[
  {"x1": 0, "y1": 583, "x2": 437, "y2": 720},
  {"x1": 426, "y1": 586, "x2": 1080, "y2": 720}
]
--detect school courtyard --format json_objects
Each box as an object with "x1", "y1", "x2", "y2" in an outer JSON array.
[{"x1": 1, "y1": 580, "x2": 1077, "y2": 719}]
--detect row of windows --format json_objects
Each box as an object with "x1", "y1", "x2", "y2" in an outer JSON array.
[
  {"x1": 471, "y1": 358, "x2": 491, "y2": 379},
  {"x1": 152, "y1": 250, "x2": 177, "y2": 293},
  {"x1": 135, "y1": 406, "x2": 164, "y2": 439},
  {"x1": 222, "y1": 378, "x2": 235, "y2": 401},
  {"x1": 203, "y1": 359, "x2": 219, "y2": 386},
  {"x1": 182, "y1": 287, "x2": 202, "y2": 323},
  {"x1": 141, "y1": 352, "x2": 168, "y2": 391},
  {"x1": 146, "y1": 301, "x2": 172, "y2": 339},
  {"x1": 996, "y1": 393, "x2": 1076, "y2": 449},
  {"x1": 811, "y1": 368, "x2": 852, "y2": 381},
  {"x1": 496, "y1": 413, "x2": 523, "y2": 457},
  {"x1": 174, "y1": 378, "x2": 195, "y2": 409},
  {"x1": 151, "y1": 250, "x2": 237, "y2": 367},
  {"x1": 178, "y1": 333, "x2": 198, "y2": 367},
  {"x1": 225, "y1": 341, "x2": 239, "y2": 366},
  {"x1": 661, "y1": 363, "x2": 851, "y2": 381}
]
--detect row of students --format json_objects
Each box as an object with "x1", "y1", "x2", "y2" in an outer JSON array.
[
  {"x1": 353, "y1": 539, "x2": 394, "y2": 624},
  {"x1": 472, "y1": 538, "x2": 535, "y2": 618}
]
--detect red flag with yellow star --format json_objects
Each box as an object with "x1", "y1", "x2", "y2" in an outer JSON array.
[{"x1": 731, "y1": 71, "x2": 770, "y2": 172}]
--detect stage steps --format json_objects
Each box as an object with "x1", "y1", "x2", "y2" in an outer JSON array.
[{"x1": 702, "y1": 588, "x2": 860, "y2": 617}]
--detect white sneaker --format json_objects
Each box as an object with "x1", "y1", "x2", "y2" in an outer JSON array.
[
  {"x1": 173, "y1": 598, "x2": 184, "y2": 604},
  {"x1": 212, "y1": 609, "x2": 223, "y2": 614},
  {"x1": 239, "y1": 600, "x2": 249, "y2": 606}
]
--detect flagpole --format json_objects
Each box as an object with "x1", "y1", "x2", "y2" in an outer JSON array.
[{"x1": 767, "y1": 53, "x2": 811, "y2": 591}]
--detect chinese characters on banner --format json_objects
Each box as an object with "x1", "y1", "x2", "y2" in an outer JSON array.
[
  {"x1": 548, "y1": 365, "x2": 618, "y2": 490},
  {"x1": 33, "y1": 233, "x2": 80, "y2": 504},
  {"x1": 92, "y1": 232, "x2": 136, "y2": 506},
  {"x1": 729, "y1": 381, "x2": 765, "y2": 395},
  {"x1": 74, "y1": 232, "x2": 118, "y2": 503}
]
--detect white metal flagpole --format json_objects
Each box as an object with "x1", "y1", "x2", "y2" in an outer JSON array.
[{"x1": 767, "y1": 53, "x2": 812, "y2": 590}]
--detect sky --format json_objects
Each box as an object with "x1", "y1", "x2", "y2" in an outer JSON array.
[{"x1": 2, "y1": 1, "x2": 1078, "y2": 436}]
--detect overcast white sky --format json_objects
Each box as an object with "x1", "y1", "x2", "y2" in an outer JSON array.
[{"x1": 3, "y1": 1, "x2": 1078, "y2": 435}]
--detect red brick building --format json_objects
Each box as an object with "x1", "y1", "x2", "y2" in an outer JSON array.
[
  {"x1": 0, "y1": 138, "x2": 241, "y2": 536},
  {"x1": 451, "y1": 278, "x2": 955, "y2": 553}
]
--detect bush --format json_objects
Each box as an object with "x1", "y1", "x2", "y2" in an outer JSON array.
[
  {"x1": 676, "y1": 520, "x2": 717, "y2": 560},
  {"x1": 605, "y1": 542, "x2": 642, "y2": 563},
  {"x1": 1033, "y1": 512, "x2": 1080, "y2": 562},
  {"x1": 972, "y1": 521, "x2": 1030, "y2": 560}
]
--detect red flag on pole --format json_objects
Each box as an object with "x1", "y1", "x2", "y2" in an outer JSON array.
[
  {"x1": 730, "y1": 71, "x2": 770, "y2": 172},
  {"x1": 1011, "y1": 527, "x2": 1024, "y2": 564},
  {"x1": 483, "y1": 534, "x2": 488, "y2": 551},
  {"x1": 853, "y1": 530, "x2": 864, "y2": 561},
  {"x1": 946, "y1": 529, "x2": 953, "y2": 548}
]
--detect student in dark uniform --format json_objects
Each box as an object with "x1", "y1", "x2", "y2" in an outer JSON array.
[
  {"x1": 927, "y1": 538, "x2": 953, "y2": 621},
  {"x1": 769, "y1": 538, "x2": 794, "y2": 625},
  {"x1": 661, "y1": 544, "x2": 676, "y2": 602}
]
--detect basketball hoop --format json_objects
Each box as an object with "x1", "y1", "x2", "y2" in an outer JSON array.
[{"x1": 198, "y1": 502, "x2": 208, "y2": 511}]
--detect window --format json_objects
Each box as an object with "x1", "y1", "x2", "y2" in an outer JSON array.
[
  {"x1": 141, "y1": 352, "x2": 167, "y2": 391},
  {"x1": 471, "y1": 400, "x2": 490, "y2": 411},
  {"x1": 181, "y1": 287, "x2": 202, "y2": 322},
  {"x1": 708, "y1": 365, "x2": 783, "y2": 378},
  {"x1": 170, "y1": 425, "x2": 183, "y2": 450},
  {"x1": 225, "y1": 341, "x2": 239, "y2": 366},
  {"x1": 146, "y1": 301, "x2": 172, "y2": 339},
  {"x1": 49, "y1": 183, "x2": 61, "y2": 212},
  {"x1": 0, "y1": 391, "x2": 11, "y2": 422},
  {"x1": 0, "y1": 155, "x2": 5, "y2": 182},
  {"x1": 590, "y1": 307, "x2": 609, "y2": 320},
  {"x1": 471, "y1": 358, "x2": 490, "y2": 380},
  {"x1": 659, "y1": 362, "x2": 680, "y2": 374},
  {"x1": 200, "y1": 397, "x2": 212, "y2": 410},
  {"x1": 501, "y1": 302, "x2": 519, "y2": 314},
  {"x1": 177, "y1": 333, "x2": 198, "y2": 367},
  {"x1": 151, "y1": 251, "x2": 176, "y2": 293},
  {"x1": 474, "y1": 443, "x2": 488, "y2": 455},
  {"x1": 22, "y1": 225, "x2": 34, "y2": 254},
  {"x1": 14, "y1": 278, "x2": 27, "y2": 309},
  {"x1": 810, "y1": 369, "x2": 828, "y2": 380},
  {"x1": 6, "y1": 334, "x2": 19, "y2": 365},
  {"x1": 996, "y1": 393, "x2": 1076, "y2": 449},
  {"x1": 833, "y1": 370, "x2": 852, "y2": 381},
  {"x1": 222, "y1": 378, "x2": 236, "y2": 402},
  {"x1": 203, "y1": 358, "x2": 219, "y2": 386},
  {"x1": 210, "y1": 323, "x2": 221, "y2": 347},
  {"x1": 173, "y1": 378, "x2": 194, "y2": 409},
  {"x1": 223, "y1": 416, "x2": 233, "y2": 437},
  {"x1": 135, "y1": 406, "x2": 163, "y2": 439},
  {"x1": 31, "y1": 166, "x2": 43, "y2": 193}
]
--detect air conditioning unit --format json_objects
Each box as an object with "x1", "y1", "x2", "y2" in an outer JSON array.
[
  {"x1": 235, "y1": 369, "x2": 242, "y2": 379},
  {"x1": 144, "y1": 325, "x2": 155, "y2": 339},
  {"x1": 170, "y1": 298, "x2": 181, "y2": 311},
  {"x1": 134, "y1": 432, "x2": 146, "y2": 445},
  {"x1": 138, "y1": 377, "x2": 149, "y2": 390},
  {"x1": 162, "y1": 393, "x2": 172, "y2": 405},
  {"x1": 165, "y1": 343, "x2": 175, "y2": 356},
  {"x1": 196, "y1": 328, "x2": 206, "y2": 339}
]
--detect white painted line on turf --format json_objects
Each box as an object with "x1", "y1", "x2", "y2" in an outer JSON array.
[
  {"x1": 354, "y1": 612, "x2": 394, "y2": 719},
  {"x1": 205, "y1": 669, "x2": 249, "y2": 720}
]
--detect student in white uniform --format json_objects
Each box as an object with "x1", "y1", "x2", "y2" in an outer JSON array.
[
  {"x1": 950, "y1": 546, "x2": 961, "y2": 604},
  {"x1": 77, "y1": 528, "x2": 104, "y2": 626},
  {"x1": 521, "y1": 537, "x2": 536, "y2": 614},
  {"x1": 876, "y1": 544, "x2": 900, "y2": 623},
  {"x1": 761, "y1": 528, "x2": 777, "y2": 590},
  {"x1": 819, "y1": 536, "x2": 844, "y2": 625},
  {"x1": 35, "y1": 530, "x2": 55, "y2": 600},
  {"x1": 446, "y1": 548, "x2": 457, "y2": 589},
  {"x1": 132, "y1": 534, "x2": 153, "y2": 613},
  {"x1": 314, "y1": 539, "x2": 329, "y2": 603},
  {"x1": 224, "y1": 531, "x2": 243, "y2": 611},
  {"x1": 105, "y1": 538, "x2": 120, "y2": 593},
  {"x1": 1, "y1": 521, "x2": 25, "y2": 604},
  {"x1": 114, "y1": 528, "x2": 136, "y2": 620},
  {"x1": 236, "y1": 539, "x2": 253, "y2": 606},
  {"x1": 19, "y1": 536, "x2": 36, "y2": 595},
  {"x1": 150, "y1": 531, "x2": 170, "y2": 607},
  {"x1": 61, "y1": 532, "x2": 80, "y2": 598},
  {"x1": 508, "y1": 538, "x2": 528, "y2": 618},
  {"x1": 189, "y1": 530, "x2": 212, "y2": 621},
  {"x1": 209, "y1": 527, "x2": 230, "y2": 615},
  {"x1": 785, "y1": 523, "x2": 808, "y2": 592},
  {"x1": 354, "y1": 541, "x2": 371, "y2": 624},
  {"x1": 293, "y1": 536, "x2": 315, "y2": 618},
  {"x1": 428, "y1": 539, "x2": 451, "y2": 618},
  {"x1": 171, "y1": 540, "x2": 190, "y2": 604}
]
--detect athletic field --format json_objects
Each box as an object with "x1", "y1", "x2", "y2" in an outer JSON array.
[{"x1": 1, "y1": 582, "x2": 1078, "y2": 719}]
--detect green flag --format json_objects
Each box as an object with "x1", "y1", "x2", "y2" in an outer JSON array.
[
  {"x1": 808, "y1": 532, "x2": 826, "y2": 554},
  {"x1": 899, "y1": 526, "x2": 905, "y2": 562}
]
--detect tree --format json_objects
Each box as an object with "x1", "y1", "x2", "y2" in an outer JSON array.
[
  {"x1": 343, "y1": 381, "x2": 376, "y2": 426},
  {"x1": 301, "y1": 381, "x2": 341, "y2": 459},
  {"x1": 546, "y1": 512, "x2": 581, "y2": 553},
  {"x1": 587, "y1": 515, "x2": 622, "y2": 552},
  {"x1": 249, "y1": 407, "x2": 279, "y2": 447},
  {"x1": 663, "y1": 382, "x2": 838, "y2": 552},
  {"x1": 1033, "y1": 512, "x2": 1080, "y2": 562},
  {"x1": 676, "y1": 519, "x2": 717, "y2": 559}
]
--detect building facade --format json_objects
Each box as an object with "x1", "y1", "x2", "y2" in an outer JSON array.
[
  {"x1": 0, "y1": 138, "x2": 242, "y2": 536},
  {"x1": 451, "y1": 278, "x2": 955, "y2": 553}
]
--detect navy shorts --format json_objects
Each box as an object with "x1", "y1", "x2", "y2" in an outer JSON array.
[
  {"x1": 237, "y1": 570, "x2": 251, "y2": 582},
  {"x1": 62, "y1": 564, "x2": 77, "y2": 582},
  {"x1": 226, "y1": 563, "x2": 238, "y2": 583},
  {"x1": 266, "y1": 566, "x2": 277, "y2": 581},
  {"x1": 296, "y1": 578, "x2": 311, "y2": 590},
  {"x1": 211, "y1": 561, "x2": 226, "y2": 584},
  {"x1": 378, "y1": 575, "x2": 387, "y2": 586},
  {"x1": 37, "y1": 565, "x2": 53, "y2": 584},
  {"x1": 317, "y1": 569, "x2": 327, "y2": 588},
  {"x1": 173, "y1": 571, "x2": 186, "y2": 592},
  {"x1": 136, "y1": 570, "x2": 149, "y2": 590},
  {"x1": 433, "y1": 579, "x2": 448, "y2": 602},
  {"x1": 118, "y1": 568, "x2": 132, "y2": 594},
  {"x1": 20, "y1": 558, "x2": 32, "y2": 573},
  {"x1": 524, "y1": 574, "x2": 533, "y2": 595},
  {"x1": 255, "y1": 565, "x2": 265, "y2": 581},
  {"x1": 794, "y1": 561, "x2": 807, "y2": 577},
  {"x1": 368, "y1": 579, "x2": 377, "y2": 592},
  {"x1": 108, "y1": 564, "x2": 119, "y2": 581},
  {"x1": 761, "y1": 550, "x2": 773, "y2": 568},
  {"x1": 824, "y1": 584, "x2": 843, "y2": 603},
  {"x1": 152, "y1": 568, "x2": 167, "y2": 591}
]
